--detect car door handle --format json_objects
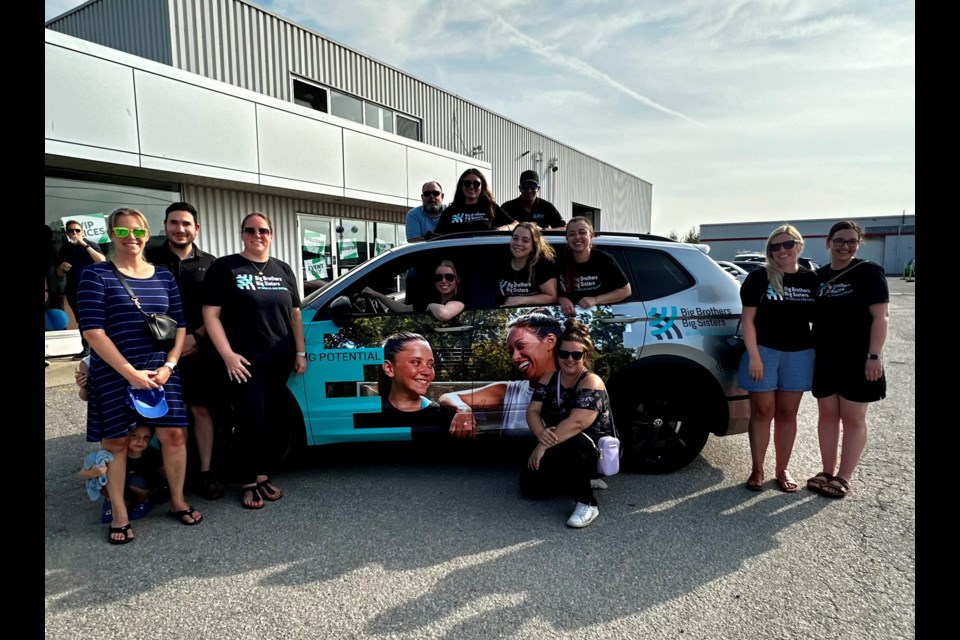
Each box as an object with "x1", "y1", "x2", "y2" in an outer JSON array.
[
  {"x1": 433, "y1": 325, "x2": 475, "y2": 333},
  {"x1": 598, "y1": 317, "x2": 644, "y2": 324}
]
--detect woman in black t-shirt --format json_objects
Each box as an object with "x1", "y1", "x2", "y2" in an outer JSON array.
[
  {"x1": 497, "y1": 222, "x2": 559, "y2": 307},
  {"x1": 807, "y1": 221, "x2": 889, "y2": 500},
  {"x1": 739, "y1": 225, "x2": 818, "y2": 493},
  {"x1": 557, "y1": 216, "x2": 631, "y2": 314},
  {"x1": 202, "y1": 212, "x2": 307, "y2": 511},
  {"x1": 434, "y1": 168, "x2": 516, "y2": 235}
]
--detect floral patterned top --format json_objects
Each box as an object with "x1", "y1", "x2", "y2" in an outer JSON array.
[{"x1": 531, "y1": 370, "x2": 617, "y2": 441}]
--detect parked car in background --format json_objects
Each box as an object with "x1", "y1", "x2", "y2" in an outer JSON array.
[
  {"x1": 731, "y1": 260, "x2": 765, "y2": 273},
  {"x1": 733, "y1": 252, "x2": 819, "y2": 272},
  {"x1": 277, "y1": 231, "x2": 750, "y2": 474},
  {"x1": 715, "y1": 260, "x2": 749, "y2": 285}
]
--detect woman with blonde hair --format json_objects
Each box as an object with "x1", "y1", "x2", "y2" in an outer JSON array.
[
  {"x1": 77, "y1": 208, "x2": 198, "y2": 544},
  {"x1": 739, "y1": 224, "x2": 819, "y2": 492},
  {"x1": 497, "y1": 222, "x2": 558, "y2": 307}
]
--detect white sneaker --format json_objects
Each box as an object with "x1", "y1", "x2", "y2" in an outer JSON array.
[
  {"x1": 566, "y1": 502, "x2": 599, "y2": 528},
  {"x1": 590, "y1": 478, "x2": 608, "y2": 490}
]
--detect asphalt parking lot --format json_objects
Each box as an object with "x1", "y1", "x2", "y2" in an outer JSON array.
[{"x1": 44, "y1": 277, "x2": 915, "y2": 640}]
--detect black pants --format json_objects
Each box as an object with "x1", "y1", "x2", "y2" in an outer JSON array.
[
  {"x1": 227, "y1": 359, "x2": 294, "y2": 483},
  {"x1": 65, "y1": 288, "x2": 89, "y2": 350},
  {"x1": 519, "y1": 433, "x2": 598, "y2": 506}
]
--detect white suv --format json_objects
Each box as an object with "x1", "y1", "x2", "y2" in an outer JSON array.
[{"x1": 281, "y1": 231, "x2": 749, "y2": 473}]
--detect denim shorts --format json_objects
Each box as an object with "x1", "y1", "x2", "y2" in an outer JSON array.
[{"x1": 738, "y1": 346, "x2": 815, "y2": 392}]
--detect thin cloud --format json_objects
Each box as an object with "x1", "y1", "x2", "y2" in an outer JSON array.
[{"x1": 486, "y1": 11, "x2": 703, "y2": 126}]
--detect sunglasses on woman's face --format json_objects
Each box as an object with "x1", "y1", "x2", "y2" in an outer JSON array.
[
  {"x1": 243, "y1": 227, "x2": 271, "y2": 236},
  {"x1": 113, "y1": 227, "x2": 147, "y2": 239},
  {"x1": 831, "y1": 237, "x2": 860, "y2": 247},
  {"x1": 434, "y1": 273, "x2": 456, "y2": 282},
  {"x1": 462, "y1": 180, "x2": 482, "y2": 188},
  {"x1": 557, "y1": 350, "x2": 585, "y2": 361},
  {"x1": 769, "y1": 240, "x2": 796, "y2": 251}
]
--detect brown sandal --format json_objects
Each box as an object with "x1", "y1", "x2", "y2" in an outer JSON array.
[
  {"x1": 819, "y1": 477, "x2": 850, "y2": 498},
  {"x1": 775, "y1": 470, "x2": 798, "y2": 493},
  {"x1": 745, "y1": 470, "x2": 764, "y2": 491},
  {"x1": 806, "y1": 472, "x2": 833, "y2": 493},
  {"x1": 241, "y1": 485, "x2": 264, "y2": 509}
]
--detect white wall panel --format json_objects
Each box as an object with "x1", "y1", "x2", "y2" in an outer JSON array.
[
  {"x1": 257, "y1": 105, "x2": 344, "y2": 187},
  {"x1": 342, "y1": 130, "x2": 407, "y2": 198},
  {"x1": 406, "y1": 149, "x2": 458, "y2": 200},
  {"x1": 135, "y1": 70, "x2": 259, "y2": 173},
  {"x1": 45, "y1": 44, "x2": 138, "y2": 153}
]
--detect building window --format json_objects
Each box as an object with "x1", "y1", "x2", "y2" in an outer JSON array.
[
  {"x1": 293, "y1": 79, "x2": 328, "y2": 112},
  {"x1": 291, "y1": 78, "x2": 420, "y2": 141},
  {"x1": 396, "y1": 115, "x2": 420, "y2": 142},
  {"x1": 330, "y1": 90, "x2": 364, "y2": 124}
]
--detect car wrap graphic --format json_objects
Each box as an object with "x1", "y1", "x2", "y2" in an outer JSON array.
[{"x1": 648, "y1": 306, "x2": 682, "y2": 340}]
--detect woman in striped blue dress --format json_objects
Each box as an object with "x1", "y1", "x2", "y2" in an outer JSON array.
[{"x1": 78, "y1": 208, "x2": 201, "y2": 545}]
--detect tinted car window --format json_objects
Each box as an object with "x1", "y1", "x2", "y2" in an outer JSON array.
[{"x1": 615, "y1": 247, "x2": 694, "y2": 301}]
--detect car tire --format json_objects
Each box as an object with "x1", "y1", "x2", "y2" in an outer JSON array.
[{"x1": 612, "y1": 378, "x2": 710, "y2": 474}]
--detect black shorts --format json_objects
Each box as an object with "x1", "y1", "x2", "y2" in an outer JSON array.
[
  {"x1": 812, "y1": 353, "x2": 886, "y2": 403},
  {"x1": 177, "y1": 342, "x2": 227, "y2": 408}
]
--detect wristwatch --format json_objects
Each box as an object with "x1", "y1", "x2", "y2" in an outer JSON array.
[
  {"x1": 163, "y1": 361, "x2": 177, "y2": 370},
  {"x1": 866, "y1": 353, "x2": 881, "y2": 361}
]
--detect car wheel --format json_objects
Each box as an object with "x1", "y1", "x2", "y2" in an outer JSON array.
[
  {"x1": 267, "y1": 389, "x2": 307, "y2": 471},
  {"x1": 613, "y1": 382, "x2": 710, "y2": 474}
]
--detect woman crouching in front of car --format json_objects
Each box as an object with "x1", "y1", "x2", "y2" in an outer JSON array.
[{"x1": 521, "y1": 319, "x2": 617, "y2": 528}]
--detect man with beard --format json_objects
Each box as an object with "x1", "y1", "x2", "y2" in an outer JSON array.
[
  {"x1": 405, "y1": 180, "x2": 447, "y2": 242},
  {"x1": 146, "y1": 202, "x2": 224, "y2": 500}
]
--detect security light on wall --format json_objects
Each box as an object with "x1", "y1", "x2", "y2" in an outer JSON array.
[
  {"x1": 471, "y1": 145, "x2": 484, "y2": 157},
  {"x1": 548, "y1": 156, "x2": 559, "y2": 172}
]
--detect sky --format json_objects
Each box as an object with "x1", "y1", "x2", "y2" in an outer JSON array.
[{"x1": 45, "y1": 0, "x2": 914, "y2": 237}]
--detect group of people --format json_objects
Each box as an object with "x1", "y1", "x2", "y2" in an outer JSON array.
[
  {"x1": 738, "y1": 221, "x2": 888, "y2": 500},
  {"x1": 75, "y1": 204, "x2": 305, "y2": 544},
  {"x1": 404, "y1": 168, "x2": 566, "y2": 243}
]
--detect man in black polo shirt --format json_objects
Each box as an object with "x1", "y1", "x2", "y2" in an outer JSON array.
[
  {"x1": 500, "y1": 170, "x2": 566, "y2": 230},
  {"x1": 146, "y1": 202, "x2": 224, "y2": 500},
  {"x1": 56, "y1": 220, "x2": 106, "y2": 357}
]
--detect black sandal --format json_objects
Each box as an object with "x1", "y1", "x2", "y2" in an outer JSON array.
[
  {"x1": 108, "y1": 523, "x2": 134, "y2": 545},
  {"x1": 257, "y1": 479, "x2": 283, "y2": 502},
  {"x1": 241, "y1": 484, "x2": 264, "y2": 510}
]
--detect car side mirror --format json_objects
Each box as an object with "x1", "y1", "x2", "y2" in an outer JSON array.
[{"x1": 329, "y1": 295, "x2": 353, "y2": 328}]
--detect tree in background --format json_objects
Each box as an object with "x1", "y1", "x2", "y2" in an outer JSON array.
[
  {"x1": 681, "y1": 226, "x2": 700, "y2": 243},
  {"x1": 668, "y1": 231, "x2": 679, "y2": 241}
]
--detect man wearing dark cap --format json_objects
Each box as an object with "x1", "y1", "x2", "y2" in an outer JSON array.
[{"x1": 500, "y1": 170, "x2": 566, "y2": 229}]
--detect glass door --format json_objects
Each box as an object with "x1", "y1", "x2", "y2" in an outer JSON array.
[{"x1": 299, "y1": 215, "x2": 336, "y2": 296}]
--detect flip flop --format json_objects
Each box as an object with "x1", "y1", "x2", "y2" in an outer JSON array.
[
  {"x1": 745, "y1": 471, "x2": 764, "y2": 492},
  {"x1": 108, "y1": 523, "x2": 134, "y2": 545},
  {"x1": 776, "y1": 471, "x2": 799, "y2": 493},
  {"x1": 257, "y1": 479, "x2": 283, "y2": 502},
  {"x1": 169, "y1": 506, "x2": 203, "y2": 525},
  {"x1": 241, "y1": 485, "x2": 264, "y2": 510}
]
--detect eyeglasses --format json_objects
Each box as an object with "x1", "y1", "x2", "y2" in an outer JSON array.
[
  {"x1": 831, "y1": 237, "x2": 860, "y2": 247},
  {"x1": 422, "y1": 190, "x2": 442, "y2": 198},
  {"x1": 66, "y1": 228, "x2": 83, "y2": 234},
  {"x1": 462, "y1": 180, "x2": 482, "y2": 188},
  {"x1": 434, "y1": 273, "x2": 456, "y2": 282},
  {"x1": 113, "y1": 227, "x2": 147, "y2": 239},
  {"x1": 519, "y1": 182, "x2": 539, "y2": 191},
  {"x1": 557, "y1": 350, "x2": 585, "y2": 361},
  {"x1": 769, "y1": 240, "x2": 797, "y2": 251},
  {"x1": 243, "y1": 227, "x2": 271, "y2": 236}
]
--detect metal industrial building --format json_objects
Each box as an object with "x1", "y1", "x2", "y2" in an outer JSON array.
[
  {"x1": 701, "y1": 214, "x2": 915, "y2": 275},
  {"x1": 44, "y1": 0, "x2": 652, "y2": 356}
]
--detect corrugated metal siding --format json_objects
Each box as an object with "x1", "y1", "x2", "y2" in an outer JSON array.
[
  {"x1": 183, "y1": 184, "x2": 404, "y2": 265},
  {"x1": 50, "y1": 0, "x2": 652, "y2": 233},
  {"x1": 45, "y1": 0, "x2": 171, "y2": 65}
]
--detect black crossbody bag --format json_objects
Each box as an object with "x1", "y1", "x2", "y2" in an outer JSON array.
[{"x1": 109, "y1": 263, "x2": 178, "y2": 350}]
